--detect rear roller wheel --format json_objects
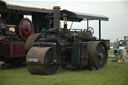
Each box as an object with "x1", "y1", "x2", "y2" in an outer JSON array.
[
  {"x1": 26, "y1": 47, "x2": 59, "y2": 75},
  {"x1": 87, "y1": 41, "x2": 108, "y2": 69},
  {"x1": 25, "y1": 33, "x2": 41, "y2": 52}
]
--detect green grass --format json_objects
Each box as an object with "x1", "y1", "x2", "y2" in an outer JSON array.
[
  {"x1": 108, "y1": 50, "x2": 114, "y2": 55},
  {"x1": 0, "y1": 50, "x2": 128, "y2": 85}
]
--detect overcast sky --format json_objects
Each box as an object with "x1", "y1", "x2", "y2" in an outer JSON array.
[{"x1": 6, "y1": 0, "x2": 128, "y2": 42}]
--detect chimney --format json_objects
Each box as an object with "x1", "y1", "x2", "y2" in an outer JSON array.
[{"x1": 53, "y1": 6, "x2": 61, "y2": 29}]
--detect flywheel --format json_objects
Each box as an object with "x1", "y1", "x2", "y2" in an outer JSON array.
[
  {"x1": 19, "y1": 18, "x2": 34, "y2": 40},
  {"x1": 87, "y1": 41, "x2": 108, "y2": 69},
  {"x1": 26, "y1": 47, "x2": 59, "y2": 75}
]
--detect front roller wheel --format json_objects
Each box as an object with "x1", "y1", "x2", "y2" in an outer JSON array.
[
  {"x1": 87, "y1": 41, "x2": 108, "y2": 69},
  {"x1": 26, "y1": 47, "x2": 59, "y2": 75}
]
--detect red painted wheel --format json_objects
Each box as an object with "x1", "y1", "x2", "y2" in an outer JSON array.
[{"x1": 19, "y1": 18, "x2": 34, "y2": 40}]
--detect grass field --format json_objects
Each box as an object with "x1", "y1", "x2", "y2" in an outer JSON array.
[{"x1": 0, "y1": 50, "x2": 128, "y2": 85}]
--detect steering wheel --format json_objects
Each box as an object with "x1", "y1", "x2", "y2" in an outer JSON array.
[{"x1": 87, "y1": 27, "x2": 94, "y2": 35}]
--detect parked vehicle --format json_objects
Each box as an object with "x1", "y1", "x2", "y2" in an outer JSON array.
[
  {"x1": 26, "y1": 6, "x2": 109, "y2": 75},
  {"x1": 0, "y1": 0, "x2": 52, "y2": 65}
]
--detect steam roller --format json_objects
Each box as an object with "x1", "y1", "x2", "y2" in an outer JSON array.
[
  {"x1": 25, "y1": 6, "x2": 109, "y2": 75},
  {"x1": 26, "y1": 47, "x2": 59, "y2": 75}
]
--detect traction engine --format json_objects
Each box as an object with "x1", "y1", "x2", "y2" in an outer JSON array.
[{"x1": 0, "y1": 17, "x2": 34, "y2": 64}]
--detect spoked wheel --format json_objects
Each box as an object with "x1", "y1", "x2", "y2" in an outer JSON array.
[
  {"x1": 19, "y1": 18, "x2": 34, "y2": 40},
  {"x1": 26, "y1": 47, "x2": 59, "y2": 75},
  {"x1": 87, "y1": 41, "x2": 108, "y2": 69}
]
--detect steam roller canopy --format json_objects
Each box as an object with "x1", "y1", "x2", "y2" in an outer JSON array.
[
  {"x1": 25, "y1": 33, "x2": 41, "y2": 52},
  {"x1": 26, "y1": 47, "x2": 59, "y2": 75},
  {"x1": 19, "y1": 18, "x2": 34, "y2": 40},
  {"x1": 87, "y1": 41, "x2": 108, "y2": 69}
]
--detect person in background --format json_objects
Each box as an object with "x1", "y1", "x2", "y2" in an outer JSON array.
[{"x1": 118, "y1": 45, "x2": 128, "y2": 63}]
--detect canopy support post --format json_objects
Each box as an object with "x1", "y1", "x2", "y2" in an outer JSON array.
[
  {"x1": 99, "y1": 20, "x2": 101, "y2": 40},
  {"x1": 87, "y1": 19, "x2": 89, "y2": 28}
]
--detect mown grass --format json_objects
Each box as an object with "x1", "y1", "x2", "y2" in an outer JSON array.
[
  {"x1": 108, "y1": 50, "x2": 114, "y2": 55},
  {"x1": 0, "y1": 50, "x2": 128, "y2": 85}
]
